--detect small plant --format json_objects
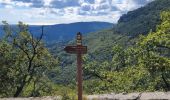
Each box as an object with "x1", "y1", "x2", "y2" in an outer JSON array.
[{"x1": 61, "y1": 90, "x2": 70, "y2": 100}]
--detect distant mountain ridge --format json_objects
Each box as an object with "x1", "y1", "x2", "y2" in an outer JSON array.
[{"x1": 0, "y1": 22, "x2": 113, "y2": 43}]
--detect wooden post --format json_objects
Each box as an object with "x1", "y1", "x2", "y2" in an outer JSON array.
[
  {"x1": 64, "y1": 32, "x2": 87, "y2": 100},
  {"x1": 77, "y1": 51, "x2": 82, "y2": 100}
]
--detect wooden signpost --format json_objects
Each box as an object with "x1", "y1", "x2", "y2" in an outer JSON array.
[{"x1": 64, "y1": 32, "x2": 87, "y2": 100}]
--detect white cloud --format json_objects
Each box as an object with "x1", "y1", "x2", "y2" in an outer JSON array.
[
  {"x1": 4, "y1": 4, "x2": 13, "y2": 8},
  {"x1": 113, "y1": 0, "x2": 137, "y2": 11},
  {"x1": 15, "y1": 1, "x2": 32, "y2": 7},
  {"x1": 44, "y1": 0, "x2": 53, "y2": 6},
  {"x1": 0, "y1": 0, "x2": 32, "y2": 8},
  {"x1": 95, "y1": 0, "x2": 106, "y2": 4},
  {"x1": 0, "y1": 0, "x2": 12, "y2": 4},
  {"x1": 0, "y1": 0, "x2": 155, "y2": 25}
]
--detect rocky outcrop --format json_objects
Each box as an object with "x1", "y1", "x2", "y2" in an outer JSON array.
[
  {"x1": 85, "y1": 92, "x2": 170, "y2": 100},
  {"x1": 1, "y1": 92, "x2": 170, "y2": 100},
  {"x1": 0, "y1": 96, "x2": 61, "y2": 100}
]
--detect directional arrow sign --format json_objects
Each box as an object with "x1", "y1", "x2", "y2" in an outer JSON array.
[{"x1": 64, "y1": 46, "x2": 87, "y2": 54}]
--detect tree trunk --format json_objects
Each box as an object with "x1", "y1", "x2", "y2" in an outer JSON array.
[
  {"x1": 14, "y1": 82, "x2": 26, "y2": 97},
  {"x1": 13, "y1": 75, "x2": 27, "y2": 97},
  {"x1": 161, "y1": 73, "x2": 170, "y2": 91}
]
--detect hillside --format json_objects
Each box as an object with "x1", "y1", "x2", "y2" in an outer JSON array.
[
  {"x1": 43, "y1": 22, "x2": 113, "y2": 42},
  {"x1": 49, "y1": 0, "x2": 170, "y2": 93},
  {"x1": 49, "y1": 29, "x2": 130, "y2": 84},
  {"x1": 0, "y1": 22, "x2": 113, "y2": 43},
  {"x1": 115, "y1": 0, "x2": 170, "y2": 36},
  {"x1": 78, "y1": 0, "x2": 170, "y2": 55}
]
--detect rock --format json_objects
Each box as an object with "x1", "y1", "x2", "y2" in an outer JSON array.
[
  {"x1": 140, "y1": 92, "x2": 170, "y2": 99},
  {"x1": 1, "y1": 92, "x2": 170, "y2": 100},
  {"x1": 85, "y1": 92, "x2": 170, "y2": 100},
  {"x1": 0, "y1": 96, "x2": 61, "y2": 100},
  {"x1": 114, "y1": 93, "x2": 141, "y2": 100},
  {"x1": 85, "y1": 93, "x2": 115, "y2": 100}
]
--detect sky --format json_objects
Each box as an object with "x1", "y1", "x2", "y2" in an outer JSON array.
[{"x1": 0, "y1": 0, "x2": 154, "y2": 25}]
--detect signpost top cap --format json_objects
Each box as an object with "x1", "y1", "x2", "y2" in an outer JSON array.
[{"x1": 77, "y1": 32, "x2": 81, "y2": 35}]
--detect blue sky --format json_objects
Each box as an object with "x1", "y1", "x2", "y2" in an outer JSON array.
[{"x1": 0, "y1": 0, "x2": 154, "y2": 25}]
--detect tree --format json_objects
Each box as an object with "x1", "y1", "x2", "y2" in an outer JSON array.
[
  {"x1": 0, "y1": 22, "x2": 58, "y2": 97},
  {"x1": 111, "y1": 45, "x2": 127, "y2": 71},
  {"x1": 83, "y1": 10, "x2": 170, "y2": 93},
  {"x1": 137, "y1": 11, "x2": 170, "y2": 91}
]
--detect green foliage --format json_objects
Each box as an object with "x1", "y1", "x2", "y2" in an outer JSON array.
[
  {"x1": 49, "y1": 29, "x2": 130, "y2": 85},
  {"x1": 48, "y1": 1, "x2": 170, "y2": 95},
  {"x1": 61, "y1": 90, "x2": 71, "y2": 100},
  {"x1": 1, "y1": 0, "x2": 169, "y2": 97},
  {"x1": 49, "y1": 2, "x2": 170, "y2": 94},
  {"x1": 83, "y1": 10, "x2": 170, "y2": 93},
  {"x1": 137, "y1": 11, "x2": 170, "y2": 91},
  {"x1": 0, "y1": 22, "x2": 58, "y2": 97}
]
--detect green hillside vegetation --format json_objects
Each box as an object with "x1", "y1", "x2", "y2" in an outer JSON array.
[
  {"x1": 49, "y1": 0, "x2": 170, "y2": 95},
  {"x1": 49, "y1": 29, "x2": 130, "y2": 85},
  {"x1": 115, "y1": 0, "x2": 170, "y2": 36},
  {"x1": 83, "y1": 11, "x2": 170, "y2": 93},
  {"x1": 47, "y1": 10, "x2": 170, "y2": 97},
  {"x1": 0, "y1": 0, "x2": 170, "y2": 99}
]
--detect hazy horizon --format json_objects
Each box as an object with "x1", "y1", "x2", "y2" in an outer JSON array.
[{"x1": 0, "y1": 21, "x2": 113, "y2": 25}]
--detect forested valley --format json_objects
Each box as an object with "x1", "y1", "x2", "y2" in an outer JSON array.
[{"x1": 0, "y1": 0, "x2": 170, "y2": 99}]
